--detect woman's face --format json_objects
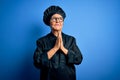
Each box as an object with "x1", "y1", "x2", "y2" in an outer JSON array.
[{"x1": 50, "y1": 14, "x2": 64, "y2": 31}]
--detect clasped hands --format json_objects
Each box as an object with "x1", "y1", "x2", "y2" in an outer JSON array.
[
  {"x1": 53, "y1": 31, "x2": 68, "y2": 55},
  {"x1": 47, "y1": 31, "x2": 68, "y2": 59}
]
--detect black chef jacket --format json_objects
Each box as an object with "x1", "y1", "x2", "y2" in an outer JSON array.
[{"x1": 33, "y1": 32, "x2": 83, "y2": 80}]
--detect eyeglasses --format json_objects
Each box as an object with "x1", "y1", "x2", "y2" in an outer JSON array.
[{"x1": 50, "y1": 17, "x2": 63, "y2": 22}]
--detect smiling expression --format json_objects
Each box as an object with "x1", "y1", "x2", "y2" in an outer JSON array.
[{"x1": 50, "y1": 14, "x2": 64, "y2": 31}]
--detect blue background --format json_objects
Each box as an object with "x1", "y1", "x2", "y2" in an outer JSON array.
[{"x1": 0, "y1": 0, "x2": 120, "y2": 80}]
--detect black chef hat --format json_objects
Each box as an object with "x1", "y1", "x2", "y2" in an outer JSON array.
[{"x1": 43, "y1": 5, "x2": 66, "y2": 26}]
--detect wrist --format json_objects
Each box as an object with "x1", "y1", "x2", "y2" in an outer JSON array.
[
  {"x1": 53, "y1": 47, "x2": 58, "y2": 52},
  {"x1": 61, "y1": 46, "x2": 68, "y2": 55}
]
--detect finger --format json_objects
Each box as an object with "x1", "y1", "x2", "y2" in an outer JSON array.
[{"x1": 58, "y1": 31, "x2": 61, "y2": 37}]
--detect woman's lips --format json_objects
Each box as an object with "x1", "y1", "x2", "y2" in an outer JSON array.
[{"x1": 55, "y1": 24, "x2": 60, "y2": 26}]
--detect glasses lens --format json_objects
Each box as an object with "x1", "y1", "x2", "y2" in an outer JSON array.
[{"x1": 51, "y1": 17, "x2": 63, "y2": 22}]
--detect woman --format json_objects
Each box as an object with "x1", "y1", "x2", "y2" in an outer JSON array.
[{"x1": 33, "y1": 5, "x2": 83, "y2": 80}]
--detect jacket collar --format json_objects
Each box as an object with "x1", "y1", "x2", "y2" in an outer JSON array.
[{"x1": 48, "y1": 31, "x2": 65, "y2": 38}]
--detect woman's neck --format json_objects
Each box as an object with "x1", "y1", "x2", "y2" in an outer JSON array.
[{"x1": 52, "y1": 30, "x2": 61, "y2": 37}]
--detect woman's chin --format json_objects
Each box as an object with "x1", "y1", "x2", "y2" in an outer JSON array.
[{"x1": 53, "y1": 28, "x2": 61, "y2": 31}]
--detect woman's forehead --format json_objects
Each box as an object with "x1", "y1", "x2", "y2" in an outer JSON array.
[{"x1": 51, "y1": 14, "x2": 62, "y2": 18}]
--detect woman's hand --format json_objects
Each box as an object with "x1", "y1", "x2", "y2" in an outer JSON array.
[
  {"x1": 54, "y1": 31, "x2": 68, "y2": 55},
  {"x1": 54, "y1": 31, "x2": 61, "y2": 51}
]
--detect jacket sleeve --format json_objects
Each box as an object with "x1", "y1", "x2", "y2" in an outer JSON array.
[
  {"x1": 67, "y1": 37, "x2": 83, "y2": 65},
  {"x1": 33, "y1": 40, "x2": 49, "y2": 69}
]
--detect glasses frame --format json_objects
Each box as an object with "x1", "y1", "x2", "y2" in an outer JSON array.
[{"x1": 50, "y1": 17, "x2": 63, "y2": 22}]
